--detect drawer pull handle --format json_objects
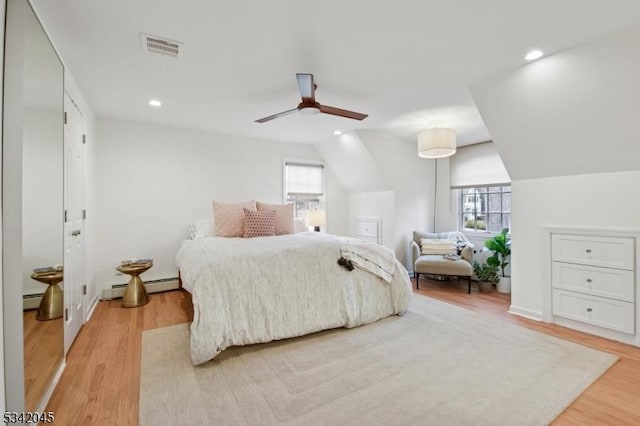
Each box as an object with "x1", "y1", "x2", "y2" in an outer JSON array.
[
  {"x1": 586, "y1": 278, "x2": 593, "y2": 283},
  {"x1": 586, "y1": 308, "x2": 593, "y2": 312},
  {"x1": 586, "y1": 249, "x2": 592, "y2": 253}
]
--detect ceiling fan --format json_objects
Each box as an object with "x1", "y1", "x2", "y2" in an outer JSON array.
[{"x1": 255, "y1": 73, "x2": 368, "y2": 123}]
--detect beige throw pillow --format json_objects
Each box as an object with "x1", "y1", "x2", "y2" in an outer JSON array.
[
  {"x1": 212, "y1": 200, "x2": 257, "y2": 237},
  {"x1": 256, "y1": 202, "x2": 294, "y2": 235}
]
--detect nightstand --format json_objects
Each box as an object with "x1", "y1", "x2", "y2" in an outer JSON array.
[{"x1": 117, "y1": 261, "x2": 153, "y2": 308}]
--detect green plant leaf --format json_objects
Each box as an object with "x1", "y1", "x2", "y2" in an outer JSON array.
[{"x1": 486, "y1": 256, "x2": 500, "y2": 267}]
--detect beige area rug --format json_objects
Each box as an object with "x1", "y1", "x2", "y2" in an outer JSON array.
[{"x1": 139, "y1": 295, "x2": 617, "y2": 426}]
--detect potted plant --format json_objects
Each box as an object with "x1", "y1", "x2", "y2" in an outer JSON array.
[
  {"x1": 485, "y1": 228, "x2": 511, "y2": 293},
  {"x1": 472, "y1": 261, "x2": 499, "y2": 292}
]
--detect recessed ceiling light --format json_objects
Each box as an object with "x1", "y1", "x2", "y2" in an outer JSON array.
[
  {"x1": 525, "y1": 50, "x2": 543, "y2": 61},
  {"x1": 148, "y1": 99, "x2": 162, "y2": 107},
  {"x1": 334, "y1": 130, "x2": 342, "y2": 136}
]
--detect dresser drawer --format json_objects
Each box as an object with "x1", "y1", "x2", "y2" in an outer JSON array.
[
  {"x1": 553, "y1": 289, "x2": 635, "y2": 334},
  {"x1": 552, "y1": 262, "x2": 635, "y2": 302},
  {"x1": 551, "y1": 234, "x2": 634, "y2": 270}
]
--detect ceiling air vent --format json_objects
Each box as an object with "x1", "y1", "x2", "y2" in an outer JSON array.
[{"x1": 140, "y1": 33, "x2": 182, "y2": 58}]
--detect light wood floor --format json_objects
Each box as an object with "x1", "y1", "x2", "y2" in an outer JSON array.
[
  {"x1": 46, "y1": 281, "x2": 640, "y2": 425},
  {"x1": 23, "y1": 310, "x2": 63, "y2": 411}
]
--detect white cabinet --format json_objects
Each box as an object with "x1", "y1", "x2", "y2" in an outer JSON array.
[{"x1": 550, "y1": 232, "x2": 637, "y2": 343}]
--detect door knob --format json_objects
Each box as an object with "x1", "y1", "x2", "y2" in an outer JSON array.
[
  {"x1": 585, "y1": 249, "x2": 592, "y2": 253},
  {"x1": 586, "y1": 278, "x2": 593, "y2": 283},
  {"x1": 72, "y1": 230, "x2": 81, "y2": 236}
]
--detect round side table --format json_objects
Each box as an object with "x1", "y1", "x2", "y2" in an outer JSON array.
[
  {"x1": 31, "y1": 271, "x2": 64, "y2": 321},
  {"x1": 117, "y1": 262, "x2": 153, "y2": 308}
]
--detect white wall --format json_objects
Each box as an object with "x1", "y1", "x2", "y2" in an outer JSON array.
[
  {"x1": 348, "y1": 191, "x2": 395, "y2": 250},
  {"x1": 94, "y1": 118, "x2": 348, "y2": 291},
  {"x1": 510, "y1": 170, "x2": 640, "y2": 318},
  {"x1": 315, "y1": 132, "x2": 390, "y2": 192},
  {"x1": 356, "y1": 131, "x2": 433, "y2": 269},
  {"x1": 22, "y1": 108, "x2": 63, "y2": 295}
]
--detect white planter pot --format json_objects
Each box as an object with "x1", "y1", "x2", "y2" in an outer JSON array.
[{"x1": 497, "y1": 276, "x2": 511, "y2": 293}]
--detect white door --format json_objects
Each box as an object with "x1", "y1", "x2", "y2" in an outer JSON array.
[{"x1": 63, "y1": 93, "x2": 85, "y2": 353}]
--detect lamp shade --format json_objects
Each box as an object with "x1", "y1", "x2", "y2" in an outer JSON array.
[
  {"x1": 307, "y1": 209, "x2": 326, "y2": 227},
  {"x1": 418, "y1": 128, "x2": 457, "y2": 159}
]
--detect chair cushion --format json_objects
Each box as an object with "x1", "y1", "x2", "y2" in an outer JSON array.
[{"x1": 414, "y1": 255, "x2": 473, "y2": 276}]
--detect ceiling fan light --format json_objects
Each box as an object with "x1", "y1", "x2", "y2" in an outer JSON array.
[
  {"x1": 299, "y1": 106, "x2": 321, "y2": 116},
  {"x1": 418, "y1": 128, "x2": 457, "y2": 159}
]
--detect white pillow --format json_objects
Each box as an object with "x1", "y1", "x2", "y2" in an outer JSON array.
[
  {"x1": 293, "y1": 219, "x2": 307, "y2": 233},
  {"x1": 420, "y1": 238, "x2": 456, "y2": 255},
  {"x1": 188, "y1": 219, "x2": 214, "y2": 240}
]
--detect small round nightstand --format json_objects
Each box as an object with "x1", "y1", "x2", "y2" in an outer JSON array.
[
  {"x1": 31, "y1": 271, "x2": 64, "y2": 321},
  {"x1": 117, "y1": 261, "x2": 153, "y2": 308}
]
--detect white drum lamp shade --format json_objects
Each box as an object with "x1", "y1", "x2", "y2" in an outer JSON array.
[
  {"x1": 307, "y1": 209, "x2": 326, "y2": 232},
  {"x1": 418, "y1": 128, "x2": 457, "y2": 159}
]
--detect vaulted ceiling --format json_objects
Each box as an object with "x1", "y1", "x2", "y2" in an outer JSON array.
[{"x1": 33, "y1": 0, "x2": 640, "y2": 145}]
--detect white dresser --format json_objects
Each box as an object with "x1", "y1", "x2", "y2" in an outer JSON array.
[{"x1": 548, "y1": 229, "x2": 638, "y2": 345}]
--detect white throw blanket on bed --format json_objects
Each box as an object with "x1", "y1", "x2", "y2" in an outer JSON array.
[
  {"x1": 176, "y1": 232, "x2": 412, "y2": 365},
  {"x1": 339, "y1": 240, "x2": 396, "y2": 283}
]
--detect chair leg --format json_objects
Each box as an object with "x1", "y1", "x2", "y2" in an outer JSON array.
[
  {"x1": 415, "y1": 273, "x2": 419, "y2": 289},
  {"x1": 468, "y1": 277, "x2": 471, "y2": 294}
]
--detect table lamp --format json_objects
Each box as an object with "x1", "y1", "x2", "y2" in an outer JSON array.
[{"x1": 307, "y1": 209, "x2": 326, "y2": 232}]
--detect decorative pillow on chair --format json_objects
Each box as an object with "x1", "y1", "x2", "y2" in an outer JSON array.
[
  {"x1": 243, "y1": 208, "x2": 276, "y2": 238},
  {"x1": 256, "y1": 202, "x2": 294, "y2": 235},
  {"x1": 213, "y1": 200, "x2": 256, "y2": 237},
  {"x1": 420, "y1": 238, "x2": 457, "y2": 255}
]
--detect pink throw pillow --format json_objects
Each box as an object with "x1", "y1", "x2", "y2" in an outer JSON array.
[
  {"x1": 243, "y1": 208, "x2": 276, "y2": 238},
  {"x1": 212, "y1": 200, "x2": 257, "y2": 237},
  {"x1": 256, "y1": 202, "x2": 294, "y2": 235}
]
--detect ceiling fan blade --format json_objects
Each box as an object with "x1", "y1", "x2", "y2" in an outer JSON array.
[
  {"x1": 254, "y1": 107, "x2": 298, "y2": 123},
  {"x1": 296, "y1": 73, "x2": 316, "y2": 101},
  {"x1": 319, "y1": 105, "x2": 368, "y2": 121}
]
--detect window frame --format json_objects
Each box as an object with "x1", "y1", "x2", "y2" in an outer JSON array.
[
  {"x1": 458, "y1": 184, "x2": 511, "y2": 235},
  {"x1": 282, "y1": 158, "x2": 327, "y2": 226}
]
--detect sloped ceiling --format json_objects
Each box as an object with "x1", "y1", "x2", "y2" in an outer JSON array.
[
  {"x1": 32, "y1": 0, "x2": 640, "y2": 146},
  {"x1": 471, "y1": 26, "x2": 640, "y2": 181},
  {"x1": 315, "y1": 132, "x2": 390, "y2": 193}
]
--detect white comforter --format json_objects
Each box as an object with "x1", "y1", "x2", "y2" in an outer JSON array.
[{"x1": 176, "y1": 232, "x2": 413, "y2": 365}]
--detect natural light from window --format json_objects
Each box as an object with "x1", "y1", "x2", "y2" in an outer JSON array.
[{"x1": 461, "y1": 185, "x2": 511, "y2": 233}]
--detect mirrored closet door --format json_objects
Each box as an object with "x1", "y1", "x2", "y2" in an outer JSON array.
[{"x1": 3, "y1": 0, "x2": 64, "y2": 411}]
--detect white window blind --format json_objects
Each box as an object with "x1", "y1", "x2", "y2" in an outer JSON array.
[
  {"x1": 450, "y1": 141, "x2": 511, "y2": 188},
  {"x1": 285, "y1": 163, "x2": 324, "y2": 195}
]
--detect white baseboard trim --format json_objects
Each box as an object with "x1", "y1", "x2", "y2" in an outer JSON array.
[
  {"x1": 101, "y1": 277, "x2": 180, "y2": 300},
  {"x1": 508, "y1": 305, "x2": 543, "y2": 321},
  {"x1": 36, "y1": 360, "x2": 66, "y2": 414},
  {"x1": 85, "y1": 295, "x2": 100, "y2": 322}
]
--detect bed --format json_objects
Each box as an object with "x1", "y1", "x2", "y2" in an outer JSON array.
[{"x1": 176, "y1": 232, "x2": 413, "y2": 365}]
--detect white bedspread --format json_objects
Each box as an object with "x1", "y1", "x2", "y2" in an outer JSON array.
[{"x1": 176, "y1": 232, "x2": 413, "y2": 365}]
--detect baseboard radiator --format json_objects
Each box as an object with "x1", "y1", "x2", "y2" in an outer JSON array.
[
  {"x1": 23, "y1": 293, "x2": 44, "y2": 310},
  {"x1": 101, "y1": 277, "x2": 180, "y2": 301}
]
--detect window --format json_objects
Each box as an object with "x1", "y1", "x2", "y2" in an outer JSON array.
[
  {"x1": 460, "y1": 185, "x2": 511, "y2": 233},
  {"x1": 284, "y1": 162, "x2": 324, "y2": 222}
]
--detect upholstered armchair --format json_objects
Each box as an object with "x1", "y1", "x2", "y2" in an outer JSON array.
[{"x1": 411, "y1": 231, "x2": 475, "y2": 293}]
